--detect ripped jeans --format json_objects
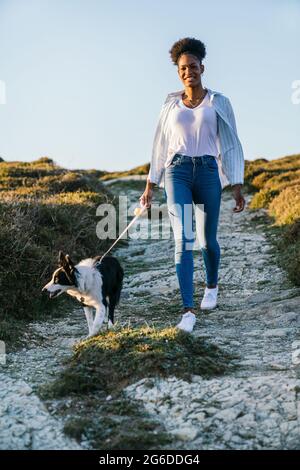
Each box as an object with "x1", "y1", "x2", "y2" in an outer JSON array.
[{"x1": 164, "y1": 153, "x2": 222, "y2": 309}]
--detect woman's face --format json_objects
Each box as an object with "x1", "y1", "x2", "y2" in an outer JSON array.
[{"x1": 177, "y1": 53, "x2": 204, "y2": 87}]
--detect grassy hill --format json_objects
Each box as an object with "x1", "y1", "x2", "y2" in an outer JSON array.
[
  {"x1": 1, "y1": 153, "x2": 299, "y2": 344},
  {"x1": 100, "y1": 163, "x2": 150, "y2": 181}
]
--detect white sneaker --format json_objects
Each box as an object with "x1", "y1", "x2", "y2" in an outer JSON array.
[
  {"x1": 176, "y1": 311, "x2": 196, "y2": 333},
  {"x1": 200, "y1": 286, "x2": 218, "y2": 310}
]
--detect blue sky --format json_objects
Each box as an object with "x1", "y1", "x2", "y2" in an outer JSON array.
[{"x1": 0, "y1": 0, "x2": 299, "y2": 172}]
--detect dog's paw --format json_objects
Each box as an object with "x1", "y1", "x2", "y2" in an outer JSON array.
[
  {"x1": 87, "y1": 329, "x2": 103, "y2": 338},
  {"x1": 107, "y1": 320, "x2": 119, "y2": 330},
  {"x1": 86, "y1": 332, "x2": 98, "y2": 339},
  {"x1": 79, "y1": 332, "x2": 98, "y2": 341}
]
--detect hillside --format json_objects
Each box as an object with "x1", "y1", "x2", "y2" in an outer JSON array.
[{"x1": 0, "y1": 152, "x2": 299, "y2": 344}]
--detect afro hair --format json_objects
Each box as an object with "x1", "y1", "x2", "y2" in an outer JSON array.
[{"x1": 169, "y1": 37, "x2": 206, "y2": 66}]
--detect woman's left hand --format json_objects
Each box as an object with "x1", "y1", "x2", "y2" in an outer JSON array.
[{"x1": 232, "y1": 184, "x2": 246, "y2": 212}]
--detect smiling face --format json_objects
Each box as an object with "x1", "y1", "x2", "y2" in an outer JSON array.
[
  {"x1": 177, "y1": 53, "x2": 204, "y2": 88},
  {"x1": 42, "y1": 251, "x2": 77, "y2": 299}
]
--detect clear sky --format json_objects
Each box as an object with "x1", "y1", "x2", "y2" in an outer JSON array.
[{"x1": 0, "y1": 0, "x2": 299, "y2": 172}]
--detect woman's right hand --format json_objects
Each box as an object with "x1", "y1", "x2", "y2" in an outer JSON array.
[{"x1": 139, "y1": 182, "x2": 154, "y2": 209}]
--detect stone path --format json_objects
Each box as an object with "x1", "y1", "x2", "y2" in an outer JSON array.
[
  {"x1": 0, "y1": 374, "x2": 80, "y2": 450},
  {"x1": 1, "y1": 178, "x2": 299, "y2": 449}
]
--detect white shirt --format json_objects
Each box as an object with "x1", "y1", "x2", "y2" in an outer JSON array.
[
  {"x1": 147, "y1": 87, "x2": 245, "y2": 189},
  {"x1": 166, "y1": 91, "x2": 218, "y2": 159}
]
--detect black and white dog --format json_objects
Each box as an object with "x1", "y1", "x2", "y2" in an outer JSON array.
[{"x1": 42, "y1": 251, "x2": 124, "y2": 337}]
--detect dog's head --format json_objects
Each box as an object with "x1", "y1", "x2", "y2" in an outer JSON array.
[{"x1": 42, "y1": 251, "x2": 78, "y2": 299}]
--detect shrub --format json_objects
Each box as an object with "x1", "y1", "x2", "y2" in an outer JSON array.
[{"x1": 245, "y1": 153, "x2": 300, "y2": 286}]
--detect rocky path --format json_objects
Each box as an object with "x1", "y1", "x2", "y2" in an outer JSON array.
[
  {"x1": 0, "y1": 308, "x2": 84, "y2": 448},
  {"x1": 112, "y1": 179, "x2": 300, "y2": 450},
  {"x1": 1, "y1": 178, "x2": 300, "y2": 449}
]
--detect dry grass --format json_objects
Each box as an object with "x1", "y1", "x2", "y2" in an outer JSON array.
[
  {"x1": 100, "y1": 163, "x2": 150, "y2": 181},
  {"x1": 244, "y1": 153, "x2": 300, "y2": 285}
]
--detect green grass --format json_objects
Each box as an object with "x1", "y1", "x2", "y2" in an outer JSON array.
[
  {"x1": 61, "y1": 393, "x2": 173, "y2": 450},
  {"x1": 41, "y1": 325, "x2": 236, "y2": 399},
  {"x1": 41, "y1": 324, "x2": 236, "y2": 449}
]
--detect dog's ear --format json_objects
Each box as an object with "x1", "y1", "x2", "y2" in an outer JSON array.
[
  {"x1": 58, "y1": 251, "x2": 66, "y2": 266},
  {"x1": 65, "y1": 254, "x2": 75, "y2": 270}
]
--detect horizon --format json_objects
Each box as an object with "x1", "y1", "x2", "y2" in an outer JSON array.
[{"x1": 0, "y1": 150, "x2": 299, "y2": 175}]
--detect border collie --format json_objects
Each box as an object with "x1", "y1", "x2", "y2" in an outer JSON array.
[{"x1": 42, "y1": 251, "x2": 124, "y2": 338}]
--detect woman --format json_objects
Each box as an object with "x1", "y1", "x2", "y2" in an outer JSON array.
[{"x1": 140, "y1": 37, "x2": 245, "y2": 333}]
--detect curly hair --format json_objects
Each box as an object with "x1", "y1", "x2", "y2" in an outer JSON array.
[{"x1": 169, "y1": 37, "x2": 206, "y2": 66}]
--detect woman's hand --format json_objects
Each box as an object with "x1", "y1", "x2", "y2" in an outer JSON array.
[
  {"x1": 232, "y1": 184, "x2": 246, "y2": 212},
  {"x1": 139, "y1": 181, "x2": 155, "y2": 209}
]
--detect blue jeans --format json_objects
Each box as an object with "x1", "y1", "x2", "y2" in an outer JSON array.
[{"x1": 164, "y1": 153, "x2": 222, "y2": 309}]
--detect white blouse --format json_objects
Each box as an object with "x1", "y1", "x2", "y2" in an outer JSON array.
[
  {"x1": 147, "y1": 87, "x2": 245, "y2": 189},
  {"x1": 165, "y1": 91, "x2": 219, "y2": 160}
]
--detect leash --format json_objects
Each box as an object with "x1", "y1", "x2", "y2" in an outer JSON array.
[{"x1": 99, "y1": 204, "x2": 148, "y2": 263}]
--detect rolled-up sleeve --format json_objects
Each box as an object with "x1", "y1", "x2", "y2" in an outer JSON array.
[
  {"x1": 147, "y1": 97, "x2": 169, "y2": 185},
  {"x1": 225, "y1": 97, "x2": 244, "y2": 186}
]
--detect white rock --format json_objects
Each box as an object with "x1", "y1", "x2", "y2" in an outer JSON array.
[{"x1": 171, "y1": 425, "x2": 199, "y2": 441}]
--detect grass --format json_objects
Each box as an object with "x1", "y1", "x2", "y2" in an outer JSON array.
[
  {"x1": 41, "y1": 324, "x2": 236, "y2": 449},
  {"x1": 270, "y1": 219, "x2": 300, "y2": 286},
  {"x1": 61, "y1": 393, "x2": 173, "y2": 450},
  {"x1": 42, "y1": 325, "x2": 236, "y2": 398},
  {"x1": 100, "y1": 163, "x2": 150, "y2": 181},
  {"x1": 244, "y1": 153, "x2": 300, "y2": 286}
]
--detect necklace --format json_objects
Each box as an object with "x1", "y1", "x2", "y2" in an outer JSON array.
[{"x1": 182, "y1": 89, "x2": 207, "y2": 108}]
